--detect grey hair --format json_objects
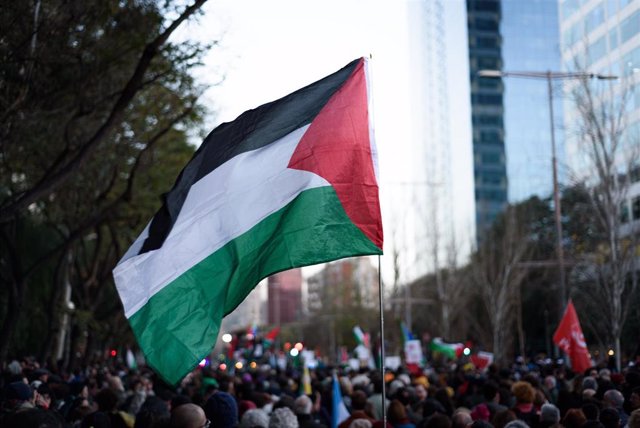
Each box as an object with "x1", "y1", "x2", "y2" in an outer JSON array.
[
  {"x1": 604, "y1": 389, "x2": 624, "y2": 408},
  {"x1": 504, "y1": 421, "x2": 530, "y2": 428},
  {"x1": 293, "y1": 395, "x2": 313, "y2": 416},
  {"x1": 269, "y1": 407, "x2": 299, "y2": 428}
]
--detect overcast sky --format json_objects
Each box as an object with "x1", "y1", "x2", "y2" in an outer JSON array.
[{"x1": 173, "y1": 0, "x2": 473, "y2": 285}]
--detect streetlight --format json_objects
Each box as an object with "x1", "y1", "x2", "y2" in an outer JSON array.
[{"x1": 477, "y1": 69, "x2": 618, "y2": 311}]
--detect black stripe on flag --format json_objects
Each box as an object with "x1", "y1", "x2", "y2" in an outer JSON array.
[{"x1": 139, "y1": 58, "x2": 362, "y2": 255}]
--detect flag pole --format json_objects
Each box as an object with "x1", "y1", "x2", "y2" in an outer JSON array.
[{"x1": 378, "y1": 254, "x2": 386, "y2": 427}]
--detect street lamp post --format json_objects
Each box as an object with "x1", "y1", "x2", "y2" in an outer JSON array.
[{"x1": 477, "y1": 69, "x2": 617, "y2": 311}]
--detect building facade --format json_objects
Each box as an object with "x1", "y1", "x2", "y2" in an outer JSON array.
[
  {"x1": 558, "y1": 0, "x2": 640, "y2": 220},
  {"x1": 306, "y1": 257, "x2": 379, "y2": 314},
  {"x1": 467, "y1": 0, "x2": 508, "y2": 237},
  {"x1": 267, "y1": 269, "x2": 302, "y2": 325}
]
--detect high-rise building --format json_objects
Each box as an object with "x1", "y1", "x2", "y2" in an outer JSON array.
[
  {"x1": 558, "y1": 0, "x2": 640, "y2": 191},
  {"x1": 307, "y1": 258, "x2": 379, "y2": 314},
  {"x1": 467, "y1": 0, "x2": 508, "y2": 236},
  {"x1": 502, "y1": 0, "x2": 563, "y2": 202},
  {"x1": 468, "y1": 0, "x2": 564, "y2": 239},
  {"x1": 267, "y1": 269, "x2": 302, "y2": 325}
]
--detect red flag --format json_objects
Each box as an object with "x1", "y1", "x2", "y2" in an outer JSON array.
[{"x1": 553, "y1": 300, "x2": 592, "y2": 373}]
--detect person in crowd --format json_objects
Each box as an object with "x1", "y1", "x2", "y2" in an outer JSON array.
[
  {"x1": 603, "y1": 389, "x2": 628, "y2": 427},
  {"x1": 294, "y1": 395, "x2": 326, "y2": 428},
  {"x1": 388, "y1": 399, "x2": 416, "y2": 428},
  {"x1": 538, "y1": 404, "x2": 561, "y2": 428},
  {"x1": 340, "y1": 390, "x2": 377, "y2": 428},
  {"x1": 170, "y1": 403, "x2": 208, "y2": 428},
  {"x1": 204, "y1": 391, "x2": 238, "y2": 428},
  {"x1": 510, "y1": 382, "x2": 539, "y2": 428},
  {"x1": 270, "y1": 407, "x2": 299, "y2": 428},
  {"x1": 241, "y1": 408, "x2": 270, "y2": 428},
  {"x1": 562, "y1": 408, "x2": 588, "y2": 428}
]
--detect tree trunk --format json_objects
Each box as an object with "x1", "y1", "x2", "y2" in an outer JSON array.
[{"x1": 0, "y1": 280, "x2": 24, "y2": 361}]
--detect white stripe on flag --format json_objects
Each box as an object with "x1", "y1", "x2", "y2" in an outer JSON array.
[{"x1": 114, "y1": 124, "x2": 329, "y2": 318}]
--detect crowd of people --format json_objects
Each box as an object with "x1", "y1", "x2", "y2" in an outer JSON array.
[{"x1": 1, "y1": 355, "x2": 639, "y2": 428}]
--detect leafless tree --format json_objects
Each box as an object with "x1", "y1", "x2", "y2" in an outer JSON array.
[
  {"x1": 568, "y1": 74, "x2": 640, "y2": 370},
  {"x1": 470, "y1": 207, "x2": 532, "y2": 365}
]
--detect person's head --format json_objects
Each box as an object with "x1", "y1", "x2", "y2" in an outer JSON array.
[
  {"x1": 3, "y1": 408, "x2": 63, "y2": 428},
  {"x1": 503, "y1": 421, "x2": 529, "y2": 428},
  {"x1": 492, "y1": 410, "x2": 517, "y2": 428},
  {"x1": 269, "y1": 407, "x2": 299, "y2": 428},
  {"x1": 415, "y1": 384, "x2": 428, "y2": 402},
  {"x1": 631, "y1": 387, "x2": 640, "y2": 410},
  {"x1": 544, "y1": 376, "x2": 556, "y2": 390},
  {"x1": 628, "y1": 409, "x2": 640, "y2": 428},
  {"x1": 603, "y1": 389, "x2": 624, "y2": 409},
  {"x1": 583, "y1": 377, "x2": 598, "y2": 392},
  {"x1": 452, "y1": 410, "x2": 473, "y2": 428},
  {"x1": 562, "y1": 408, "x2": 587, "y2": 428},
  {"x1": 351, "y1": 390, "x2": 368, "y2": 411},
  {"x1": 388, "y1": 399, "x2": 408, "y2": 424},
  {"x1": 293, "y1": 395, "x2": 312, "y2": 416},
  {"x1": 95, "y1": 388, "x2": 119, "y2": 412},
  {"x1": 599, "y1": 408, "x2": 620, "y2": 428},
  {"x1": 349, "y1": 420, "x2": 373, "y2": 428},
  {"x1": 170, "y1": 403, "x2": 207, "y2": 428},
  {"x1": 424, "y1": 413, "x2": 452, "y2": 428},
  {"x1": 470, "y1": 421, "x2": 495, "y2": 428},
  {"x1": 582, "y1": 403, "x2": 600, "y2": 421},
  {"x1": 240, "y1": 409, "x2": 269, "y2": 428},
  {"x1": 511, "y1": 382, "x2": 535, "y2": 405},
  {"x1": 204, "y1": 392, "x2": 238, "y2": 428},
  {"x1": 483, "y1": 381, "x2": 500, "y2": 403},
  {"x1": 540, "y1": 404, "x2": 560, "y2": 425}
]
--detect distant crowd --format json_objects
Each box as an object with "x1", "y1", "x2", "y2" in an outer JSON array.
[{"x1": 1, "y1": 356, "x2": 640, "y2": 428}]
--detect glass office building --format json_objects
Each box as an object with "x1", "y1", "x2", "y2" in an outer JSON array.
[
  {"x1": 468, "y1": 0, "x2": 563, "y2": 239},
  {"x1": 558, "y1": 0, "x2": 640, "y2": 224},
  {"x1": 468, "y1": 0, "x2": 507, "y2": 237}
]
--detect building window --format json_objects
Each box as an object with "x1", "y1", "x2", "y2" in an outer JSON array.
[
  {"x1": 481, "y1": 152, "x2": 502, "y2": 164},
  {"x1": 476, "y1": 36, "x2": 499, "y2": 49},
  {"x1": 473, "y1": 94, "x2": 503, "y2": 105},
  {"x1": 562, "y1": 0, "x2": 581, "y2": 20},
  {"x1": 621, "y1": 201, "x2": 630, "y2": 223},
  {"x1": 588, "y1": 36, "x2": 607, "y2": 65},
  {"x1": 632, "y1": 196, "x2": 640, "y2": 220},
  {"x1": 473, "y1": 1, "x2": 500, "y2": 12},
  {"x1": 473, "y1": 115, "x2": 503, "y2": 127},
  {"x1": 586, "y1": 2, "x2": 606, "y2": 32},
  {"x1": 609, "y1": 27, "x2": 619, "y2": 51},
  {"x1": 620, "y1": 10, "x2": 639, "y2": 45},
  {"x1": 477, "y1": 56, "x2": 500, "y2": 69},
  {"x1": 608, "y1": 0, "x2": 618, "y2": 17},
  {"x1": 475, "y1": 18, "x2": 499, "y2": 32}
]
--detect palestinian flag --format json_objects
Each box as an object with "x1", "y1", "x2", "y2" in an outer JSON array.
[
  {"x1": 429, "y1": 338, "x2": 464, "y2": 359},
  {"x1": 113, "y1": 58, "x2": 383, "y2": 385}
]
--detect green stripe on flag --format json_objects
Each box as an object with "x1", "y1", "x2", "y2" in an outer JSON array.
[{"x1": 129, "y1": 186, "x2": 381, "y2": 384}]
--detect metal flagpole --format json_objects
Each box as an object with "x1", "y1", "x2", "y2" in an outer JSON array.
[{"x1": 378, "y1": 255, "x2": 386, "y2": 427}]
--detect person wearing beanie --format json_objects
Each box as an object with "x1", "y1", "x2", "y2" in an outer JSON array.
[
  {"x1": 270, "y1": 407, "x2": 299, "y2": 428},
  {"x1": 204, "y1": 391, "x2": 239, "y2": 428},
  {"x1": 4, "y1": 381, "x2": 34, "y2": 411},
  {"x1": 539, "y1": 404, "x2": 560, "y2": 428}
]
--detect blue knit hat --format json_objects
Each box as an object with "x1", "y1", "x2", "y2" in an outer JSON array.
[{"x1": 204, "y1": 391, "x2": 238, "y2": 428}]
